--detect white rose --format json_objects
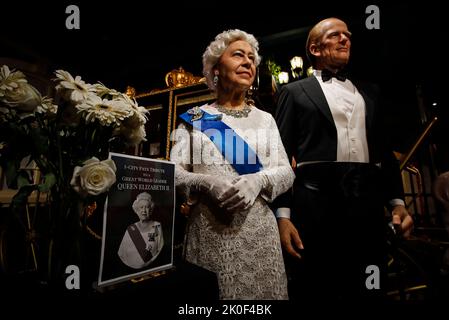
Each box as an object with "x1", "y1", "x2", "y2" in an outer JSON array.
[
  {"x1": 70, "y1": 157, "x2": 117, "y2": 197},
  {"x1": 2, "y1": 82, "x2": 42, "y2": 112}
]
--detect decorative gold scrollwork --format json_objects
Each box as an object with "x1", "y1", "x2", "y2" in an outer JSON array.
[{"x1": 165, "y1": 67, "x2": 205, "y2": 88}]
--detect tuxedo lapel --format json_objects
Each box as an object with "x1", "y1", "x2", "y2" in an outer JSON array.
[{"x1": 301, "y1": 76, "x2": 334, "y2": 124}]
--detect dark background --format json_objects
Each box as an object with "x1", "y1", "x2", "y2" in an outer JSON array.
[
  {"x1": 0, "y1": 1, "x2": 443, "y2": 85},
  {"x1": 1, "y1": 0, "x2": 446, "y2": 153}
]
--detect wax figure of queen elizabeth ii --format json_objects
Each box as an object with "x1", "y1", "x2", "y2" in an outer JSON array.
[{"x1": 170, "y1": 29, "x2": 295, "y2": 300}]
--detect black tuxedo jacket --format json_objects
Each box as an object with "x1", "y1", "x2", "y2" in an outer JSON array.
[{"x1": 274, "y1": 75, "x2": 404, "y2": 208}]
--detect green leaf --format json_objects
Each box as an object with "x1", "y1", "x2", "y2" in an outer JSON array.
[
  {"x1": 16, "y1": 170, "x2": 32, "y2": 188},
  {"x1": 10, "y1": 184, "x2": 38, "y2": 212},
  {"x1": 38, "y1": 172, "x2": 57, "y2": 192}
]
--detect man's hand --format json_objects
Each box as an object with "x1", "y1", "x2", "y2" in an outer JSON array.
[
  {"x1": 392, "y1": 205, "x2": 413, "y2": 238},
  {"x1": 277, "y1": 218, "x2": 304, "y2": 259}
]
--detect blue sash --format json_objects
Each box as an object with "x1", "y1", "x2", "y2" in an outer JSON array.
[
  {"x1": 180, "y1": 108, "x2": 263, "y2": 175},
  {"x1": 127, "y1": 224, "x2": 152, "y2": 262}
]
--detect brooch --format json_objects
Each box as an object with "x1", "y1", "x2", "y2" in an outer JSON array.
[{"x1": 187, "y1": 106, "x2": 203, "y2": 121}]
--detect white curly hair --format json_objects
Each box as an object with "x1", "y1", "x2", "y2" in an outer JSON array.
[
  {"x1": 202, "y1": 29, "x2": 261, "y2": 90},
  {"x1": 132, "y1": 192, "x2": 153, "y2": 213}
]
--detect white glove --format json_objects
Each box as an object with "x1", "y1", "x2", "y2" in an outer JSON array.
[
  {"x1": 220, "y1": 173, "x2": 268, "y2": 212},
  {"x1": 193, "y1": 174, "x2": 238, "y2": 203}
]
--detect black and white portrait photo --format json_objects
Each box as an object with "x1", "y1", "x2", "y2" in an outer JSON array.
[
  {"x1": 117, "y1": 192, "x2": 164, "y2": 269},
  {"x1": 98, "y1": 153, "x2": 174, "y2": 287}
]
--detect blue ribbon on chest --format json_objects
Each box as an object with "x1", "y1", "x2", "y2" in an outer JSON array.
[{"x1": 180, "y1": 107, "x2": 263, "y2": 175}]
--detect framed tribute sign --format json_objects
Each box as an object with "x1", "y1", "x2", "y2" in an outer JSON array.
[{"x1": 98, "y1": 152, "x2": 175, "y2": 287}]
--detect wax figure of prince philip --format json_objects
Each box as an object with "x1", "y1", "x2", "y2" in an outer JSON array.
[{"x1": 274, "y1": 17, "x2": 413, "y2": 300}]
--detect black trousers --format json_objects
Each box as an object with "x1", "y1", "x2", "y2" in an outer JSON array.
[{"x1": 288, "y1": 162, "x2": 387, "y2": 301}]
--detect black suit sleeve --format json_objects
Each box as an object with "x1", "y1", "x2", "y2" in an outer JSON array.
[
  {"x1": 275, "y1": 85, "x2": 296, "y2": 160},
  {"x1": 381, "y1": 147, "x2": 405, "y2": 206},
  {"x1": 273, "y1": 85, "x2": 297, "y2": 211}
]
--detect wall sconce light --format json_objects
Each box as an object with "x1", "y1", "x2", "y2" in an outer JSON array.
[
  {"x1": 290, "y1": 56, "x2": 303, "y2": 78},
  {"x1": 306, "y1": 66, "x2": 314, "y2": 77},
  {"x1": 278, "y1": 71, "x2": 289, "y2": 84}
]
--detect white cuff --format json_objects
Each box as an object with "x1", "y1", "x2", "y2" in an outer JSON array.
[
  {"x1": 389, "y1": 198, "x2": 405, "y2": 207},
  {"x1": 275, "y1": 207, "x2": 291, "y2": 219}
]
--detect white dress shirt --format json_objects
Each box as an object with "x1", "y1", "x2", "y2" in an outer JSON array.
[{"x1": 314, "y1": 69, "x2": 369, "y2": 163}]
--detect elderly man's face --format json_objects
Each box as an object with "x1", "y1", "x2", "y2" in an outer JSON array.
[
  {"x1": 312, "y1": 18, "x2": 351, "y2": 70},
  {"x1": 135, "y1": 199, "x2": 154, "y2": 221}
]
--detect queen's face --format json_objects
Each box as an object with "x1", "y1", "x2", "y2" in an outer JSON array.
[
  {"x1": 135, "y1": 199, "x2": 154, "y2": 221},
  {"x1": 215, "y1": 40, "x2": 256, "y2": 92}
]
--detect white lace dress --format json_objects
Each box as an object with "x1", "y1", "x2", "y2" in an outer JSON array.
[{"x1": 170, "y1": 103, "x2": 295, "y2": 300}]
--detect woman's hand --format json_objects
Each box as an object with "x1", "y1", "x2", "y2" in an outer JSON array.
[
  {"x1": 197, "y1": 175, "x2": 238, "y2": 204},
  {"x1": 219, "y1": 173, "x2": 267, "y2": 212}
]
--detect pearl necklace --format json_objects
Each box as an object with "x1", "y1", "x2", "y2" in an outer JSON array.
[{"x1": 215, "y1": 104, "x2": 252, "y2": 118}]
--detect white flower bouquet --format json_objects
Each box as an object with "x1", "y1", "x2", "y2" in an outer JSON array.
[{"x1": 0, "y1": 65, "x2": 149, "y2": 283}]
